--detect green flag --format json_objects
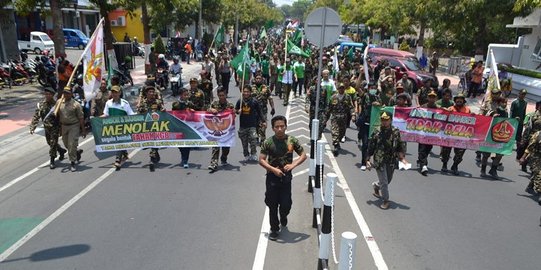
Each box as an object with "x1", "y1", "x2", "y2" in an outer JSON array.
[
  {"x1": 266, "y1": 42, "x2": 273, "y2": 56},
  {"x1": 292, "y1": 28, "x2": 302, "y2": 45},
  {"x1": 231, "y1": 39, "x2": 251, "y2": 70},
  {"x1": 265, "y1": 20, "x2": 274, "y2": 30},
  {"x1": 260, "y1": 27, "x2": 267, "y2": 40},
  {"x1": 347, "y1": 47, "x2": 354, "y2": 61},
  {"x1": 214, "y1": 25, "x2": 225, "y2": 47},
  {"x1": 287, "y1": 39, "x2": 310, "y2": 58}
]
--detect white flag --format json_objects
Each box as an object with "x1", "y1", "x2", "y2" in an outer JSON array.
[
  {"x1": 486, "y1": 50, "x2": 500, "y2": 96},
  {"x1": 83, "y1": 19, "x2": 105, "y2": 100},
  {"x1": 363, "y1": 38, "x2": 370, "y2": 84},
  {"x1": 332, "y1": 52, "x2": 339, "y2": 72}
]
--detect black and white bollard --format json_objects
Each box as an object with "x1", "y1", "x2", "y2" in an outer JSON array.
[
  {"x1": 318, "y1": 173, "x2": 336, "y2": 269},
  {"x1": 338, "y1": 231, "x2": 357, "y2": 270},
  {"x1": 312, "y1": 139, "x2": 325, "y2": 228},
  {"x1": 308, "y1": 119, "x2": 319, "y2": 193}
]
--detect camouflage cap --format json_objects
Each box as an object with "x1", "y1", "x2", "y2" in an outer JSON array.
[
  {"x1": 395, "y1": 82, "x2": 404, "y2": 89},
  {"x1": 63, "y1": 86, "x2": 72, "y2": 93},
  {"x1": 453, "y1": 93, "x2": 467, "y2": 102},
  {"x1": 519, "y1": 89, "x2": 527, "y2": 95},
  {"x1": 190, "y1": 77, "x2": 198, "y2": 83},
  {"x1": 111, "y1": 85, "x2": 121, "y2": 92},
  {"x1": 43, "y1": 87, "x2": 56, "y2": 94},
  {"x1": 428, "y1": 90, "x2": 438, "y2": 97},
  {"x1": 491, "y1": 88, "x2": 501, "y2": 94},
  {"x1": 396, "y1": 92, "x2": 409, "y2": 100},
  {"x1": 380, "y1": 111, "x2": 391, "y2": 120}
]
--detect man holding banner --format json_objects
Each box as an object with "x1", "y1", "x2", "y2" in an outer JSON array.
[
  {"x1": 442, "y1": 93, "x2": 471, "y2": 175},
  {"x1": 417, "y1": 90, "x2": 440, "y2": 176}
]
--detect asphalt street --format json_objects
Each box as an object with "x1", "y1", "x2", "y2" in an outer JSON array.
[{"x1": 0, "y1": 51, "x2": 540, "y2": 269}]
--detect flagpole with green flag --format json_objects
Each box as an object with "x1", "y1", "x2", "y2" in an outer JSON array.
[{"x1": 209, "y1": 25, "x2": 224, "y2": 55}]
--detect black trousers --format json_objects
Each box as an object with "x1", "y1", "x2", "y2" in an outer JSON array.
[
  {"x1": 418, "y1": 143, "x2": 433, "y2": 167},
  {"x1": 265, "y1": 171, "x2": 293, "y2": 232},
  {"x1": 221, "y1": 72, "x2": 231, "y2": 94},
  {"x1": 358, "y1": 123, "x2": 369, "y2": 165}
]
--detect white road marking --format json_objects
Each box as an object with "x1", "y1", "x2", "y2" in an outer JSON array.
[
  {"x1": 287, "y1": 127, "x2": 310, "y2": 133},
  {"x1": 292, "y1": 168, "x2": 309, "y2": 178},
  {"x1": 252, "y1": 207, "x2": 270, "y2": 270},
  {"x1": 0, "y1": 148, "x2": 141, "y2": 262},
  {"x1": 322, "y1": 139, "x2": 389, "y2": 269},
  {"x1": 289, "y1": 114, "x2": 309, "y2": 121},
  {"x1": 0, "y1": 136, "x2": 94, "y2": 194}
]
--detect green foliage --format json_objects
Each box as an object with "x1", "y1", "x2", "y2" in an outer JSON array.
[
  {"x1": 399, "y1": 40, "x2": 410, "y2": 51},
  {"x1": 508, "y1": 66, "x2": 541, "y2": 79},
  {"x1": 153, "y1": 35, "x2": 166, "y2": 54}
]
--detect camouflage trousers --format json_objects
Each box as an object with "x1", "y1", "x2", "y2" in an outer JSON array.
[
  {"x1": 417, "y1": 143, "x2": 433, "y2": 167},
  {"x1": 530, "y1": 159, "x2": 541, "y2": 193},
  {"x1": 238, "y1": 127, "x2": 258, "y2": 157},
  {"x1": 258, "y1": 111, "x2": 268, "y2": 143},
  {"x1": 45, "y1": 126, "x2": 64, "y2": 158},
  {"x1": 330, "y1": 115, "x2": 347, "y2": 147},
  {"x1": 440, "y1": 147, "x2": 466, "y2": 164},
  {"x1": 481, "y1": 152, "x2": 502, "y2": 168},
  {"x1": 210, "y1": 147, "x2": 230, "y2": 167},
  {"x1": 282, "y1": 83, "x2": 292, "y2": 104}
]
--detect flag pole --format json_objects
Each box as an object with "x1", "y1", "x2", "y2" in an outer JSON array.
[
  {"x1": 208, "y1": 24, "x2": 221, "y2": 55},
  {"x1": 54, "y1": 17, "x2": 105, "y2": 116}
]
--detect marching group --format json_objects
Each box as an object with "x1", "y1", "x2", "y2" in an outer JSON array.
[{"x1": 29, "y1": 28, "x2": 541, "y2": 211}]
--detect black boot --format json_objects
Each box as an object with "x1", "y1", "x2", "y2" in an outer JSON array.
[
  {"x1": 489, "y1": 165, "x2": 499, "y2": 180},
  {"x1": 451, "y1": 162, "x2": 459, "y2": 175},
  {"x1": 441, "y1": 162, "x2": 448, "y2": 173},
  {"x1": 480, "y1": 165, "x2": 487, "y2": 177},
  {"x1": 521, "y1": 163, "x2": 527, "y2": 172},
  {"x1": 76, "y1": 149, "x2": 83, "y2": 163},
  {"x1": 58, "y1": 147, "x2": 66, "y2": 161},
  {"x1": 525, "y1": 181, "x2": 535, "y2": 194},
  {"x1": 49, "y1": 157, "x2": 56, "y2": 169}
]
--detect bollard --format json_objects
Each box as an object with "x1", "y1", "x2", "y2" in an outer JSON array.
[
  {"x1": 338, "y1": 231, "x2": 357, "y2": 270},
  {"x1": 318, "y1": 173, "x2": 336, "y2": 269},
  {"x1": 308, "y1": 119, "x2": 320, "y2": 193},
  {"x1": 313, "y1": 139, "x2": 325, "y2": 228}
]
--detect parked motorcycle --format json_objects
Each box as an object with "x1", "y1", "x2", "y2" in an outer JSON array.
[{"x1": 35, "y1": 56, "x2": 57, "y2": 90}]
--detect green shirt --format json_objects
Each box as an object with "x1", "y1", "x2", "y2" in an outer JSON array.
[
  {"x1": 293, "y1": 61, "x2": 305, "y2": 78},
  {"x1": 261, "y1": 59, "x2": 270, "y2": 76},
  {"x1": 260, "y1": 135, "x2": 304, "y2": 168},
  {"x1": 277, "y1": 65, "x2": 284, "y2": 81},
  {"x1": 436, "y1": 99, "x2": 454, "y2": 108}
]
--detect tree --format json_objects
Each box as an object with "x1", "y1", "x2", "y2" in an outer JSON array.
[
  {"x1": 14, "y1": 0, "x2": 67, "y2": 59},
  {"x1": 280, "y1": 0, "x2": 312, "y2": 21}
]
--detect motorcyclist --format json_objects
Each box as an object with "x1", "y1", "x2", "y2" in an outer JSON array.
[
  {"x1": 170, "y1": 57, "x2": 183, "y2": 96},
  {"x1": 170, "y1": 57, "x2": 182, "y2": 75},
  {"x1": 156, "y1": 54, "x2": 169, "y2": 87}
]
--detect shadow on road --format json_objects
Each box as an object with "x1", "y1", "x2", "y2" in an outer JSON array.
[
  {"x1": 274, "y1": 227, "x2": 310, "y2": 244},
  {"x1": 0, "y1": 244, "x2": 91, "y2": 264}
]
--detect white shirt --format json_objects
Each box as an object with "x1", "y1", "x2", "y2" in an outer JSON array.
[
  {"x1": 282, "y1": 67, "x2": 294, "y2": 84},
  {"x1": 103, "y1": 99, "x2": 135, "y2": 117}
]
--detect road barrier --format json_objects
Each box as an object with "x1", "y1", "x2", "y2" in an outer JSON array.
[
  {"x1": 338, "y1": 232, "x2": 358, "y2": 270},
  {"x1": 308, "y1": 119, "x2": 320, "y2": 193}
]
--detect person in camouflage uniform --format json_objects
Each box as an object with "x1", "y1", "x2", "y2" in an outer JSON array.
[
  {"x1": 520, "y1": 130, "x2": 541, "y2": 205},
  {"x1": 366, "y1": 112, "x2": 406, "y2": 210},
  {"x1": 259, "y1": 115, "x2": 307, "y2": 240},
  {"x1": 306, "y1": 77, "x2": 328, "y2": 140},
  {"x1": 522, "y1": 101, "x2": 541, "y2": 158},
  {"x1": 236, "y1": 85, "x2": 264, "y2": 161},
  {"x1": 252, "y1": 75, "x2": 276, "y2": 144},
  {"x1": 172, "y1": 88, "x2": 195, "y2": 168},
  {"x1": 30, "y1": 87, "x2": 67, "y2": 169},
  {"x1": 356, "y1": 82, "x2": 381, "y2": 171},
  {"x1": 207, "y1": 88, "x2": 235, "y2": 171},
  {"x1": 90, "y1": 79, "x2": 110, "y2": 117},
  {"x1": 199, "y1": 78, "x2": 214, "y2": 106},
  {"x1": 416, "y1": 78, "x2": 434, "y2": 107},
  {"x1": 441, "y1": 93, "x2": 470, "y2": 175},
  {"x1": 137, "y1": 86, "x2": 165, "y2": 171},
  {"x1": 326, "y1": 83, "x2": 355, "y2": 156},
  {"x1": 188, "y1": 77, "x2": 207, "y2": 111},
  {"x1": 479, "y1": 89, "x2": 504, "y2": 179},
  {"x1": 417, "y1": 90, "x2": 440, "y2": 176}
]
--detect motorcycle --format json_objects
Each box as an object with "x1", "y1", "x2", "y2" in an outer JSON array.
[
  {"x1": 113, "y1": 62, "x2": 133, "y2": 86},
  {"x1": 36, "y1": 56, "x2": 57, "y2": 90},
  {"x1": 0, "y1": 64, "x2": 11, "y2": 88},
  {"x1": 170, "y1": 70, "x2": 182, "y2": 96},
  {"x1": 155, "y1": 68, "x2": 168, "y2": 89},
  {"x1": 9, "y1": 60, "x2": 30, "y2": 85}
]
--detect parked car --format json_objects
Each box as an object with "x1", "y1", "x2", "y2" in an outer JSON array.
[
  {"x1": 369, "y1": 48, "x2": 439, "y2": 91},
  {"x1": 63, "y1": 28, "x2": 89, "y2": 50},
  {"x1": 18, "y1": 31, "x2": 55, "y2": 55}
]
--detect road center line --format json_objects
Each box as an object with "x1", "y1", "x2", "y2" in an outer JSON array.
[
  {"x1": 0, "y1": 148, "x2": 141, "y2": 262},
  {"x1": 0, "y1": 136, "x2": 94, "y2": 194}
]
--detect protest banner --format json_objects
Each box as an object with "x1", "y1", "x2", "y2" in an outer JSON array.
[
  {"x1": 91, "y1": 110, "x2": 236, "y2": 152},
  {"x1": 370, "y1": 106, "x2": 518, "y2": 155}
]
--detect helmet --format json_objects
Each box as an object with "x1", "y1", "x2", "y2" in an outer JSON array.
[{"x1": 158, "y1": 54, "x2": 165, "y2": 59}]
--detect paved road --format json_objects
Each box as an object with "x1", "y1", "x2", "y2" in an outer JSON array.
[{"x1": 0, "y1": 62, "x2": 540, "y2": 269}]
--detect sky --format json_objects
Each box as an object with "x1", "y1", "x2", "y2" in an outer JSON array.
[{"x1": 273, "y1": 0, "x2": 295, "y2": 7}]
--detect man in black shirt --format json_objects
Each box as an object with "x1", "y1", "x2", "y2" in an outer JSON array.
[{"x1": 236, "y1": 85, "x2": 264, "y2": 162}]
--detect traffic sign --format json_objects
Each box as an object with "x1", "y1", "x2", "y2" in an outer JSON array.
[{"x1": 304, "y1": 7, "x2": 342, "y2": 48}]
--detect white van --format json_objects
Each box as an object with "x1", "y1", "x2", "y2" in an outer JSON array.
[{"x1": 18, "y1": 31, "x2": 55, "y2": 54}]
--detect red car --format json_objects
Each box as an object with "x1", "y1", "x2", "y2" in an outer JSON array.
[{"x1": 368, "y1": 48, "x2": 439, "y2": 90}]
